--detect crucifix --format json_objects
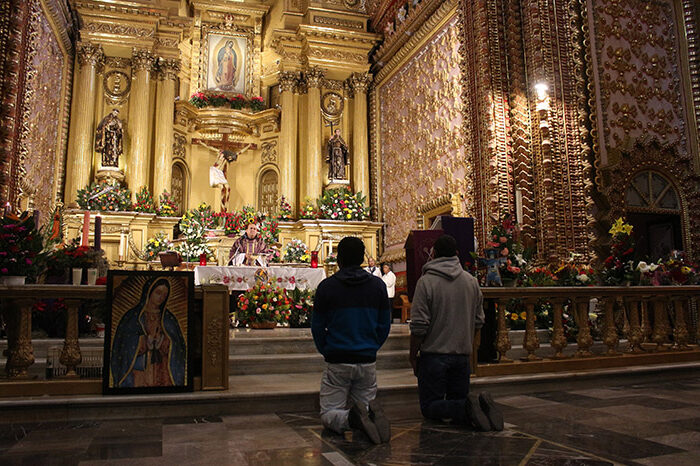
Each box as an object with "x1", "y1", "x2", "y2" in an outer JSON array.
[{"x1": 193, "y1": 133, "x2": 257, "y2": 212}]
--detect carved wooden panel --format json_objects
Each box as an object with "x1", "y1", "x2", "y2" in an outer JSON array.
[{"x1": 258, "y1": 169, "x2": 278, "y2": 215}]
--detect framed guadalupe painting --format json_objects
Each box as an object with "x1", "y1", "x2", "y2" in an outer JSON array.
[
  {"x1": 205, "y1": 32, "x2": 248, "y2": 93},
  {"x1": 103, "y1": 271, "x2": 194, "y2": 394}
]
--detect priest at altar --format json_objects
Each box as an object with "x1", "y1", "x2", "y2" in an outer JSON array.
[{"x1": 229, "y1": 222, "x2": 272, "y2": 266}]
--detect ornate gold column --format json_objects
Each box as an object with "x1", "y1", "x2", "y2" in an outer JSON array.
[
  {"x1": 350, "y1": 72, "x2": 371, "y2": 197},
  {"x1": 65, "y1": 42, "x2": 104, "y2": 207},
  {"x1": 305, "y1": 67, "x2": 325, "y2": 201},
  {"x1": 153, "y1": 58, "x2": 180, "y2": 198},
  {"x1": 278, "y1": 71, "x2": 299, "y2": 212},
  {"x1": 127, "y1": 49, "x2": 155, "y2": 192}
]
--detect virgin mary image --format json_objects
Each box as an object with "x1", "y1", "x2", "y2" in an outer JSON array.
[
  {"x1": 110, "y1": 278, "x2": 187, "y2": 388},
  {"x1": 215, "y1": 39, "x2": 237, "y2": 90}
]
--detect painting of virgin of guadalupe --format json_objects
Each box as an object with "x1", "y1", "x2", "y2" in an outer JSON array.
[
  {"x1": 104, "y1": 271, "x2": 194, "y2": 394},
  {"x1": 206, "y1": 33, "x2": 247, "y2": 93}
]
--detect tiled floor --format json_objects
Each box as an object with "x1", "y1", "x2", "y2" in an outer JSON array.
[{"x1": 1, "y1": 375, "x2": 700, "y2": 465}]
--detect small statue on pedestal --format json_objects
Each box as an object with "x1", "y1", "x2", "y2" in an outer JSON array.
[
  {"x1": 326, "y1": 129, "x2": 349, "y2": 181},
  {"x1": 95, "y1": 109, "x2": 123, "y2": 168}
]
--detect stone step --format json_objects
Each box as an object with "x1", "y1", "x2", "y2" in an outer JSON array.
[{"x1": 229, "y1": 349, "x2": 412, "y2": 375}]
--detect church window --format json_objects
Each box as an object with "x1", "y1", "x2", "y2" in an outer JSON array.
[{"x1": 625, "y1": 171, "x2": 679, "y2": 211}]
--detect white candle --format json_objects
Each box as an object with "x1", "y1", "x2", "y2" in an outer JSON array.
[{"x1": 118, "y1": 233, "x2": 126, "y2": 260}]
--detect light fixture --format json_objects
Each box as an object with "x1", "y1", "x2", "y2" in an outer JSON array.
[{"x1": 534, "y1": 82, "x2": 548, "y2": 100}]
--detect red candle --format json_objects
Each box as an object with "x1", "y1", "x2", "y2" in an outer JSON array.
[
  {"x1": 94, "y1": 215, "x2": 102, "y2": 250},
  {"x1": 199, "y1": 253, "x2": 207, "y2": 266},
  {"x1": 310, "y1": 251, "x2": 319, "y2": 268},
  {"x1": 81, "y1": 211, "x2": 90, "y2": 246}
]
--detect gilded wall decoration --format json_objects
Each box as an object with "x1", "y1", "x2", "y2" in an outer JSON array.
[
  {"x1": 84, "y1": 22, "x2": 154, "y2": 38},
  {"x1": 173, "y1": 133, "x2": 187, "y2": 159},
  {"x1": 589, "y1": 0, "x2": 689, "y2": 160},
  {"x1": 103, "y1": 70, "x2": 131, "y2": 103},
  {"x1": 261, "y1": 140, "x2": 278, "y2": 163},
  {"x1": 376, "y1": 14, "x2": 470, "y2": 251}
]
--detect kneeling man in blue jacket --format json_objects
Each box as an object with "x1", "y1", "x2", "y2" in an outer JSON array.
[{"x1": 312, "y1": 236, "x2": 392, "y2": 444}]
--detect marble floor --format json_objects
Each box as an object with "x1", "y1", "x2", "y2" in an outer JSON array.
[{"x1": 1, "y1": 374, "x2": 700, "y2": 465}]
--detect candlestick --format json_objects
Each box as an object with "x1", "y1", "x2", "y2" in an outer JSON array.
[
  {"x1": 81, "y1": 211, "x2": 90, "y2": 247},
  {"x1": 3, "y1": 202, "x2": 10, "y2": 217},
  {"x1": 94, "y1": 215, "x2": 102, "y2": 250}
]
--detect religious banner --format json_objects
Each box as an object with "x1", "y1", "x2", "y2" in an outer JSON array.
[
  {"x1": 103, "y1": 271, "x2": 194, "y2": 394},
  {"x1": 205, "y1": 32, "x2": 247, "y2": 93}
]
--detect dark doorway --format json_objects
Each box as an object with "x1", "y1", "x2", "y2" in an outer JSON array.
[{"x1": 627, "y1": 212, "x2": 682, "y2": 261}]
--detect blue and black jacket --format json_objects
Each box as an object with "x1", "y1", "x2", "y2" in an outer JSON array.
[{"x1": 311, "y1": 265, "x2": 391, "y2": 363}]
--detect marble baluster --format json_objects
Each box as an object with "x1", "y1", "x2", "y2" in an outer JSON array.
[
  {"x1": 626, "y1": 297, "x2": 643, "y2": 353},
  {"x1": 5, "y1": 299, "x2": 35, "y2": 378},
  {"x1": 59, "y1": 299, "x2": 82, "y2": 377},
  {"x1": 522, "y1": 299, "x2": 541, "y2": 361},
  {"x1": 495, "y1": 299, "x2": 512, "y2": 362},
  {"x1": 575, "y1": 299, "x2": 593, "y2": 357},
  {"x1": 671, "y1": 297, "x2": 690, "y2": 351},
  {"x1": 550, "y1": 298, "x2": 567, "y2": 359}
]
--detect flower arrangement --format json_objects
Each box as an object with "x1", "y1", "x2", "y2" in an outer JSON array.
[
  {"x1": 523, "y1": 266, "x2": 558, "y2": 287},
  {"x1": 317, "y1": 188, "x2": 368, "y2": 221},
  {"x1": 236, "y1": 281, "x2": 292, "y2": 326},
  {"x1": 176, "y1": 212, "x2": 213, "y2": 262},
  {"x1": 299, "y1": 199, "x2": 319, "y2": 220},
  {"x1": 216, "y1": 206, "x2": 279, "y2": 244},
  {"x1": 157, "y1": 190, "x2": 179, "y2": 217},
  {"x1": 277, "y1": 196, "x2": 293, "y2": 221},
  {"x1": 47, "y1": 237, "x2": 109, "y2": 273},
  {"x1": 554, "y1": 263, "x2": 594, "y2": 286},
  {"x1": 483, "y1": 213, "x2": 527, "y2": 284},
  {"x1": 288, "y1": 288, "x2": 314, "y2": 328},
  {"x1": 189, "y1": 92, "x2": 266, "y2": 112},
  {"x1": 133, "y1": 186, "x2": 156, "y2": 213},
  {"x1": 76, "y1": 181, "x2": 132, "y2": 212},
  {"x1": 324, "y1": 252, "x2": 337, "y2": 264},
  {"x1": 191, "y1": 202, "x2": 219, "y2": 230},
  {"x1": 599, "y1": 218, "x2": 635, "y2": 285},
  {"x1": 283, "y1": 239, "x2": 310, "y2": 263},
  {"x1": 645, "y1": 252, "x2": 699, "y2": 285},
  {"x1": 259, "y1": 218, "x2": 279, "y2": 245},
  {"x1": 0, "y1": 213, "x2": 44, "y2": 279},
  {"x1": 143, "y1": 232, "x2": 172, "y2": 262},
  {"x1": 504, "y1": 299, "x2": 552, "y2": 330}
]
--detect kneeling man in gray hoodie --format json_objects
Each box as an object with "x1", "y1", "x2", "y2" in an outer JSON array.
[{"x1": 409, "y1": 234, "x2": 503, "y2": 431}]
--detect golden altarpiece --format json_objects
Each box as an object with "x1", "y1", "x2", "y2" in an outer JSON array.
[{"x1": 32, "y1": 0, "x2": 385, "y2": 266}]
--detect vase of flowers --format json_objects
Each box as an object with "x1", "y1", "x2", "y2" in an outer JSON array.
[
  {"x1": 133, "y1": 186, "x2": 156, "y2": 213},
  {"x1": 283, "y1": 239, "x2": 310, "y2": 264},
  {"x1": 76, "y1": 181, "x2": 133, "y2": 212},
  {"x1": 299, "y1": 199, "x2": 318, "y2": 220},
  {"x1": 277, "y1": 196, "x2": 293, "y2": 221},
  {"x1": 157, "y1": 190, "x2": 179, "y2": 217},
  {"x1": 288, "y1": 288, "x2": 314, "y2": 328},
  {"x1": 143, "y1": 232, "x2": 172, "y2": 262},
  {"x1": 0, "y1": 213, "x2": 45, "y2": 284},
  {"x1": 47, "y1": 238, "x2": 108, "y2": 284},
  {"x1": 598, "y1": 218, "x2": 636, "y2": 286},
  {"x1": 317, "y1": 187, "x2": 368, "y2": 221},
  {"x1": 236, "y1": 281, "x2": 292, "y2": 328},
  {"x1": 176, "y1": 212, "x2": 213, "y2": 262}
]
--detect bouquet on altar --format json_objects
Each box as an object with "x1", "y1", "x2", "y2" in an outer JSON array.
[
  {"x1": 481, "y1": 212, "x2": 527, "y2": 286},
  {"x1": 48, "y1": 237, "x2": 108, "y2": 273},
  {"x1": 157, "y1": 191, "x2": 179, "y2": 217},
  {"x1": 598, "y1": 217, "x2": 636, "y2": 285},
  {"x1": 288, "y1": 288, "x2": 314, "y2": 328},
  {"x1": 283, "y1": 239, "x2": 310, "y2": 263},
  {"x1": 76, "y1": 181, "x2": 132, "y2": 212},
  {"x1": 133, "y1": 187, "x2": 156, "y2": 213},
  {"x1": 143, "y1": 232, "x2": 172, "y2": 262},
  {"x1": 317, "y1": 187, "x2": 368, "y2": 221},
  {"x1": 189, "y1": 92, "x2": 265, "y2": 112},
  {"x1": 236, "y1": 281, "x2": 292, "y2": 326},
  {"x1": 0, "y1": 213, "x2": 45, "y2": 280},
  {"x1": 299, "y1": 199, "x2": 319, "y2": 219},
  {"x1": 216, "y1": 206, "x2": 279, "y2": 245},
  {"x1": 191, "y1": 202, "x2": 220, "y2": 230},
  {"x1": 176, "y1": 212, "x2": 213, "y2": 262},
  {"x1": 277, "y1": 196, "x2": 293, "y2": 221}
]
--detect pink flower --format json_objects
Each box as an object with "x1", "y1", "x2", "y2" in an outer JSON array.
[
  {"x1": 499, "y1": 237, "x2": 507, "y2": 243},
  {"x1": 501, "y1": 247, "x2": 509, "y2": 256},
  {"x1": 0, "y1": 268, "x2": 7, "y2": 274}
]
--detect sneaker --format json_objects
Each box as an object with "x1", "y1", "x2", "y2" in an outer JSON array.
[
  {"x1": 368, "y1": 398, "x2": 391, "y2": 443},
  {"x1": 479, "y1": 392, "x2": 504, "y2": 431},
  {"x1": 465, "y1": 394, "x2": 490, "y2": 431},
  {"x1": 348, "y1": 401, "x2": 381, "y2": 444}
]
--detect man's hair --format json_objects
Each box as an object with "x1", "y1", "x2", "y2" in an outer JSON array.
[
  {"x1": 433, "y1": 234, "x2": 458, "y2": 258},
  {"x1": 337, "y1": 236, "x2": 365, "y2": 267}
]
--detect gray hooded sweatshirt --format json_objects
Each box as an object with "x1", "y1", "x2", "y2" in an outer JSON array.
[{"x1": 409, "y1": 256, "x2": 485, "y2": 355}]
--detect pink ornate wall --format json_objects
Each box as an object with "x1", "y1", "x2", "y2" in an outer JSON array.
[{"x1": 375, "y1": 13, "x2": 472, "y2": 255}]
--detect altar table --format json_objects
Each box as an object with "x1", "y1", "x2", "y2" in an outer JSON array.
[{"x1": 194, "y1": 265, "x2": 326, "y2": 291}]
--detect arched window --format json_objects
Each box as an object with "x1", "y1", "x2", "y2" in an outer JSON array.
[
  {"x1": 258, "y1": 169, "x2": 278, "y2": 215},
  {"x1": 625, "y1": 171, "x2": 682, "y2": 260},
  {"x1": 171, "y1": 162, "x2": 188, "y2": 216}
]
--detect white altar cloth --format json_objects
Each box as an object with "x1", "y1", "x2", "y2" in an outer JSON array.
[{"x1": 194, "y1": 266, "x2": 326, "y2": 291}]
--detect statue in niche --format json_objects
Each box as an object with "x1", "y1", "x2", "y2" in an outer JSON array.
[
  {"x1": 95, "y1": 108, "x2": 124, "y2": 168},
  {"x1": 326, "y1": 129, "x2": 350, "y2": 180}
]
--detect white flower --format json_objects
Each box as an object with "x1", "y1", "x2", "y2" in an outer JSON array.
[
  {"x1": 636, "y1": 261, "x2": 650, "y2": 273},
  {"x1": 648, "y1": 263, "x2": 659, "y2": 272},
  {"x1": 514, "y1": 254, "x2": 527, "y2": 266},
  {"x1": 576, "y1": 274, "x2": 590, "y2": 283}
]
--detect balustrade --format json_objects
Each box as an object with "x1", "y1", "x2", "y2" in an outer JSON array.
[{"x1": 478, "y1": 286, "x2": 700, "y2": 376}]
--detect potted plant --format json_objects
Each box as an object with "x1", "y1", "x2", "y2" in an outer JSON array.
[
  {"x1": 236, "y1": 281, "x2": 292, "y2": 328},
  {"x1": 47, "y1": 238, "x2": 108, "y2": 284},
  {"x1": 0, "y1": 213, "x2": 44, "y2": 285}
]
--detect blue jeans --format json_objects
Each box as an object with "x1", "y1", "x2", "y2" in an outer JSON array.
[{"x1": 417, "y1": 353, "x2": 470, "y2": 424}]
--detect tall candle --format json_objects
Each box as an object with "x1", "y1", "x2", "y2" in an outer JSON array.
[
  {"x1": 3, "y1": 202, "x2": 10, "y2": 217},
  {"x1": 118, "y1": 233, "x2": 126, "y2": 260},
  {"x1": 81, "y1": 211, "x2": 90, "y2": 246},
  {"x1": 94, "y1": 215, "x2": 102, "y2": 250}
]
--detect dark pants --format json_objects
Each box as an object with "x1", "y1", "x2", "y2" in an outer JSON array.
[{"x1": 417, "y1": 353, "x2": 470, "y2": 424}]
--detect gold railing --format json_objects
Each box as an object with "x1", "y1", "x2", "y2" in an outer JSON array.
[
  {"x1": 476, "y1": 286, "x2": 700, "y2": 376},
  {"x1": 0, "y1": 284, "x2": 229, "y2": 396}
]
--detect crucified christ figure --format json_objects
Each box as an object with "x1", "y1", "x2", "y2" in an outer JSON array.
[{"x1": 197, "y1": 140, "x2": 252, "y2": 212}]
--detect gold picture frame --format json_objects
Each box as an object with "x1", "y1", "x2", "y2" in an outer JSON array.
[{"x1": 201, "y1": 27, "x2": 253, "y2": 95}]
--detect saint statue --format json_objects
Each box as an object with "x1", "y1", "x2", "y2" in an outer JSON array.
[
  {"x1": 326, "y1": 129, "x2": 350, "y2": 180},
  {"x1": 215, "y1": 40, "x2": 237, "y2": 90},
  {"x1": 95, "y1": 109, "x2": 123, "y2": 168}
]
